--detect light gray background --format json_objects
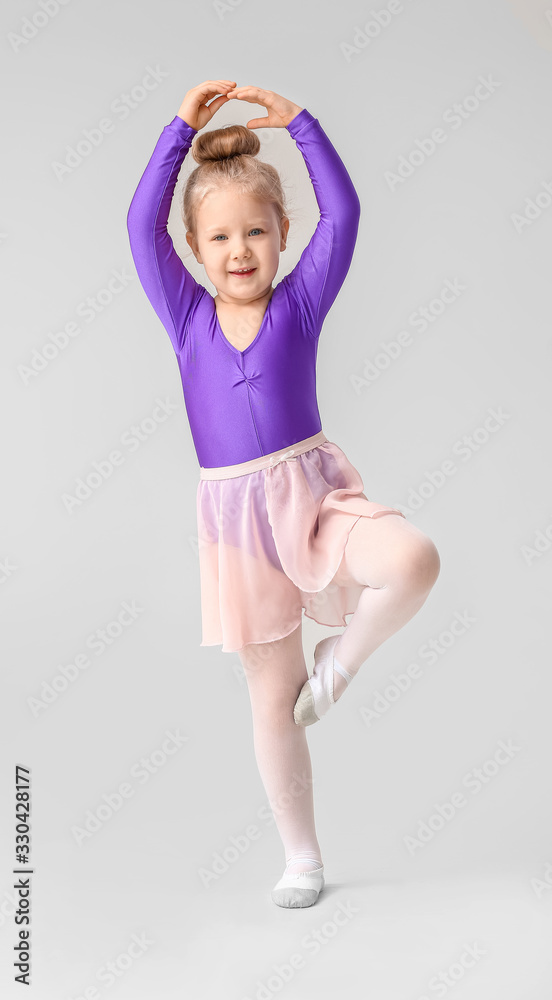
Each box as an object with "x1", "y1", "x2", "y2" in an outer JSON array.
[{"x1": 1, "y1": 0, "x2": 552, "y2": 996}]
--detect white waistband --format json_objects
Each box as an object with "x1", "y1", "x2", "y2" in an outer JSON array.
[{"x1": 199, "y1": 430, "x2": 328, "y2": 480}]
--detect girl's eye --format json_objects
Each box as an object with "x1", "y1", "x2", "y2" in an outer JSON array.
[{"x1": 213, "y1": 229, "x2": 263, "y2": 241}]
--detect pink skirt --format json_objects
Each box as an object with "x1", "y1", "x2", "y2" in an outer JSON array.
[{"x1": 196, "y1": 430, "x2": 406, "y2": 653}]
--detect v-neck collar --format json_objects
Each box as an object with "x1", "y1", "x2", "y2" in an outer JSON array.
[{"x1": 213, "y1": 286, "x2": 278, "y2": 356}]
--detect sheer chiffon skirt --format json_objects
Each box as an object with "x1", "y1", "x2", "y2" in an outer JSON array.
[{"x1": 196, "y1": 434, "x2": 406, "y2": 652}]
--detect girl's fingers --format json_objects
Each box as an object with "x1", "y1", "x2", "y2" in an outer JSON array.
[
  {"x1": 229, "y1": 85, "x2": 265, "y2": 95},
  {"x1": 244, "y1": 118, "x2": 269, "y2": 130},
  {"x1": 194, "y1": 80, "x2": 236, "y2": 98},
  {"x1": 228, "y1": 87, "x2": 273, "y2": 106}
]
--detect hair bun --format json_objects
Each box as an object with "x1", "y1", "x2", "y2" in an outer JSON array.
[{"x1": 191, "y1": 124, "x2": 261, "y2": 165}]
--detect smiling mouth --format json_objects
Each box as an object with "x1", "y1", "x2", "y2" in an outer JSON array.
[{"x1": 229, "y1": 267, "x2": 256, "y2": 275}]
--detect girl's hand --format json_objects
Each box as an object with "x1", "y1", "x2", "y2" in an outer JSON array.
[
  {"x1": 177, "y1": 80, "x2": 237, "y2": 130},
  {"x1": 225, "y1": 86, "x2": 303, "y2": 129}
]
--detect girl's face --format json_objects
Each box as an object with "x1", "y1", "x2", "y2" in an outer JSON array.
[{"x1": 186, "y1": 185, "x2": 289, "y2": 302}]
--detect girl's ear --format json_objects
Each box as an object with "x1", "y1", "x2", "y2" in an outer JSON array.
[{"x1": 186, "y1": 230, "x2": 202, "y2": 263}]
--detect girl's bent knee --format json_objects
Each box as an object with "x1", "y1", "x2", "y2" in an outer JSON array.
[
  {"x1": 412, "y1": 535, "x2": 441, "y2": 590},
  {"x1": 394, "y1": 534, "x2": 441, "y2": 593}
]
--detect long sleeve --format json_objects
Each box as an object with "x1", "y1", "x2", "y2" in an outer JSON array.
[
  {"x1": 126, "y1": 115, "x2": 202, "y2": 355},
  {"x1": 283, "y1": 108, "x2": 361, "y2": 337}
]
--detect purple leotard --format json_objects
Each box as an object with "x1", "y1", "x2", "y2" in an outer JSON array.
[{"x1": 126, "y1": 108, "x2": 360, "y2": 468}]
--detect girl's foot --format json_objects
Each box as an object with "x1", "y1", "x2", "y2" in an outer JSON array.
[
  {"x1": 293, "y1": 635, "x2": 353, "y2": 726},
  {"x1": 271, "y1": 856, "x2": 325, "y2": 908}
]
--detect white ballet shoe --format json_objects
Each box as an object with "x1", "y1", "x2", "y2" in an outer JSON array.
[
  {"x1": 271, "y1": 858, "x2": 325, "y2": 908},
  {"x1": 293, "y1": 635, "x2": 353, "y2": 726}
]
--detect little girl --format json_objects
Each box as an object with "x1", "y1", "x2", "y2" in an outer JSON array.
[{"x1": 127, "y1": 79, "x2": 441, "y2": 909}]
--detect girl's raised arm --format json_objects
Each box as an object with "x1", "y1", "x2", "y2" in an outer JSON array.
[
  {"x1": 283, "y1": 109, "x2": 361, "y2": 338},
  {"x1": 127, "y1": 83, "x2": 236, "y2": 354},
  {"x1": 126, "y1": 115, "x2": 204, "y2": 356},
  {"x1": 224, "y1": 87, "x2": 361, "y2": 340}
]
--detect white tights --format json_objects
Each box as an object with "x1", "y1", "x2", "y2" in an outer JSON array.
[{"x1": 238, "y1": 513, "x2": 441, "y2": 874}]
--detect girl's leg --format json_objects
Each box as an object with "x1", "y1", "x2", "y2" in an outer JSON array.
[
  {"x1": 331, "y1": 514, "x2": 441, "y2": 699},
  {"x1": 239, "y1": 622, "x2": 322, "y2": 874}
]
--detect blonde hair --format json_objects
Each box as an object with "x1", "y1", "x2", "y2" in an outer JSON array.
[{"x1": 182, "y1": 124, "x2": 293, "y2": 237}]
